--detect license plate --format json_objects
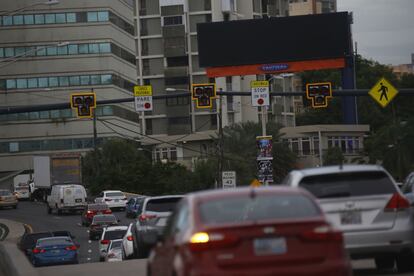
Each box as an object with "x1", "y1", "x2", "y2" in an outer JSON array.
[
  {"x1": 340, "y1": 211, "x2": 362, "y2": 225},
  {"x1": 75, "y1": 199, "x2": 82, "y2": 203},
  {"x1": 52, "y1": 250, "x2": 60, "y2": 254},
  {"x1": 254, "y1": 237, "x2": 287, "y2": 256}
]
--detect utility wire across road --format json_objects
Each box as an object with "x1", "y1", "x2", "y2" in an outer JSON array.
[{"x1": 2, "y1": 89, "x2": 414, "y2": 115}]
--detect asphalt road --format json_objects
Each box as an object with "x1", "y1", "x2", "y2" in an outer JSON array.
[{"x1": 1, "y1": 201, "x2": 414, "y2": 276}]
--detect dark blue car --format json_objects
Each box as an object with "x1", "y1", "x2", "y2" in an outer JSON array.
[
  {"x1": 125, "y1": 196, "x2": 145, "y2": 218},
  {"x1": 30, "y1": 237, "x2": 78, "y2": 267}
]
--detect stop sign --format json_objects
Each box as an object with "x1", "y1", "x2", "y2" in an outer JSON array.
[
  {"x1": 257, "y1": 98, "x2": 264, "y2": 105},
  {"x1": 144, "y1": 102, "x2": 151, "y2": 109}
]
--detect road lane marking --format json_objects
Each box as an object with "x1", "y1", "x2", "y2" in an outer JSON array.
[
  {"x1": 88, "y1": 240, "x2": 92, "y2": 244},
  {"x1": 77, "y1": 223, "x2": 82, "y2": 227},
  {"x1": 87, "y1": 258, "x2": 91, "y2": 261},
  {"x1": 88, "y1": 249, "x2": 92, "y2": 253}
]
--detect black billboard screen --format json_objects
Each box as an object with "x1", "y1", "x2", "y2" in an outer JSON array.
[{"x1": 197, "y1": 12, "x2": 351, "y2": 68}]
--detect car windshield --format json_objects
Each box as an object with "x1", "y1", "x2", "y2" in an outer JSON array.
[
  {"x1": 106, "y1": 192, "x2": 124, "y2": 197},
  {"x1": 146, "y1": 197, "x2": 182, "y2": 212},
  {"x1": 199, "y1": 194, "x2": 320, "y2": 225},
  {"x1": 103, "y1": 230, "x2": 126, "y2": 240},
  {"x1": 109, "y1": 240, "x2": 122, "y2": 249},
  {"x1": 0, "y1": 190, "x2": 12, "y2": 196},
  {"x1": 93, "y1": 215, "x2": 116, "y2": 223},
  {"x1": 15, "y1": 187, "x2": 28, "y2": 191},
  {"x1": 299, "y1": 171, "x2": 396, "y2": 198},
  {"x1": 89, "y1": 204, "x2": 108, "y2": 211},
  {"x1": 37, "y1": 237, "x2": 72, "y2": 247}
]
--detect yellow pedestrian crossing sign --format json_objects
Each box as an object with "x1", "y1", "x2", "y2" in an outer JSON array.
[{"x1": 368, "y1": 77, "x2": 398, "y2": 108}]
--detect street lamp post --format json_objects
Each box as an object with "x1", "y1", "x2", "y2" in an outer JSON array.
[{"x1": 0, "y1": 0, "x2": 60, "y2": 16}]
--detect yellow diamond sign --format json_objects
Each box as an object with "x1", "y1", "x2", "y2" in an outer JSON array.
[{"x1": 368, "y1": 77, "x2": 398, "y2": 108}]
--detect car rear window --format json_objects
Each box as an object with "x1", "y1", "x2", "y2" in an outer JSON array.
[
  {"x1": 38, "y1": 237, "x2": 72, "y2": 246},
  {"x1": 106, "y1": 192, "x2": 124, "y2": 197},
  {"x1": 93, "y1": 215, "x2": 116, "y2": 223},
  {"x1": 299, "y1": 171, "x2": 396, "y2": 199},
  {"x1": 104, "y1": 230, "x2": 126, "y2": 240},
  {"x1": 146, "y1": 197, "x2": 182, "y2": 212},
  {"x1": 110, "y1": 240, "x2": 122, "y2": 249},
  {"x1": 0, "y1": 190, "x2": 12, "y2": 196},
  {"x1": 199, "y1": 194, "x2": 320, "y2": 225}
]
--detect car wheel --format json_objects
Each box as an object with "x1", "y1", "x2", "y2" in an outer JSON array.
[
  {"x1": 13, "y1": 204, "x2": 17, "y2": 209},
  {"x1": 375, "y1": 256, "x2": 395, "y2": 270},
  {"x1": 57, "y1": 208, "x2": 62, "y2": 215},
  {"x1": 396, "y1": 252, "x2": 414, "y2": 272}
]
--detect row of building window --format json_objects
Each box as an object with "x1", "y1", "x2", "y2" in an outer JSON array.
[
  {"x1": 153, "y1": 147, "x2": 178, "y2": 161},
  {"x1": 0, "y1": 42, "x2": 136, "y2": 65},
  {"x1": 0, "y1": 11, "x2": 134, "y2": 35},
  {"x1": 284, "y1": 136, "x2": 362, "y2": 156}
]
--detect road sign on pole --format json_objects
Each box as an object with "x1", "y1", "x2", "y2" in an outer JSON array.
[
  {"x1": 134, "y1": 85, "x2": 153, "y2": 112},
  {"x1": 306, "y1": 82, "x2": 332, "y2": 108},
  {"x1": 251, "y1": 81, "x2": 270, "y2": 107},
  {"x1": 70, "y1": 92, "x2": 96, "y2": 118},
  {"x1": 222, "y1": 171, "x2": 236, "y2": 189},
  {"x1": 368, "y1": 77, "x2": 398, "y2": 108}
]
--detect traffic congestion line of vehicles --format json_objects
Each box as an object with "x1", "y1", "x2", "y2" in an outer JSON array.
[{"x1": 9, "y1": 163, "x2": 414, "y2": 274}]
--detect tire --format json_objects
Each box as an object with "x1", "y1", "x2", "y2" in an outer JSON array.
[
  {"x1": 396, "y1": 252, "x2": 414, "y2": 272},
  {"x1": 57, "y1": 209, "x2": 62, "y2": 215},
  {"x1": 375, "y1": 256, "x2": 395, "y2": 270},
  {"x1": 13, "y1": 204, "x2": 17, "y2": 209}
]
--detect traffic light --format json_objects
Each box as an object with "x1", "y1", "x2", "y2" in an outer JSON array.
[
  {"x1": 306, "y1": 82, "x2": 332, "y2": 108},
  {"x1": 192, "y1": 83, "x2": 216, "y2": 108},
  {"x1": 70, "y1": 93, "x2": 96, "y2": 118}
]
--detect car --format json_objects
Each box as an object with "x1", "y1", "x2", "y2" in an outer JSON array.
[
  {"x1": 122, "y1": 223, "x2": 134, "y2": 260},
  {"x1": 125, "y1": 196, "x2": 145, "y2": 218},
  {"x1": 81, "y1": 203, "x2": 112, "y2": 226},
  {"x1": 282, "y1": 164, "x2": 414, "y2": 272},
  {"x1": 401, "y1": 171, "x2": 414, "y2": 194},
  {"x1": 104, "y1": 239, "x2": 123, "y2": 262},
  {"x1": 147, "y1": 187, "x2": 351, "y2": 276},
  {"x1": 47, "y1": 184, "x2": 87, "y2": 215},
  {"x1": 131, "y1": 195, "x2": 184, "y2": 258},
  {"x1": 19, "y1": 231, "x2": 76, "y2": 255},
  {"x1": 0, "y1": 189, "x2": 18, "y2": 209},
  {"x1": 99, "y1": 226, "x2": 128, "y2": 261},
  {"x1": 29, "y1": 236, "x2": 79, "y2": 267},
  {"x1": 89, "y1": 214, "x2": 119, "y2": 240},
  {"x1": 94, "y1": 190, "x2": 128, "y2": 210}
]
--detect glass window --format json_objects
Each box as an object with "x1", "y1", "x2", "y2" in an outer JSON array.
[
  {"x1": 89, "y1": 44, "x2": 99, "y2": 54},
  {"x1": 13, "y1": 15, "x2": 24, "y2": 25},
  {"x1": 45, "y1": 14, "x2": 56, "y2": 24},
  {"x1": 3, "y1": 16, "x2": 13, "y2": 26},
  {"x1": 59, "y1": 76, "x2": 69, "y2": 87},
  {"x1": 16, "y1": 79, "x2": 28, "y2": 89},
  {"x1": 66, "y1": 13, "x2": 76, "y2": 23},
  {"x1": 0, "y1": 48, "x2": 3, "y2": 58},
  {"x1": 80, "y1": 75, "x2": 90, "y2": 85},
  {"x1": 34, "y1": 14, "x2": 45, "y2": 24},
  {"x1": 97, "y1": 11, "x2": 109, "y2": 21},
  {"x1": 36, "y1": 46, "x2": 46, "y2": 56},
  {"x1": 61, "y1": 109, "x2": 72, "y2": 118},
  {"x1": 55, "y1": 13, "x2": 66, "y2": 23},
  {"x1": 48, "y1": 77, "x2": 58, "y2": 87},
  {"x1": 4, "y1": 48, "x2": 14, "y2": 57},
  {"x1": 46, "y1": 46, "x2": 57, "y2": 56},
  {"x1": 101, "y1": 74, "x2": 112, "y2": 84},
  {"x1": 78, "y1": 44, "x2": 89, "y2": 54},
  {"x1": 68, "y1": 44, "x2": 78, "y2": 55},
  {"x1": 15, "y1": 47, "x2": 26, "y2": 56},
  {"x1": 38, "y1": 77, "x2": 48, "y2": 87},
  {"x1": 90, "y1": 75, "x2": 101, "y2": 85},
  {"x1": 29, "y1": 112, "x2": 40, "y2": 120},
  {"x1": 99, "y1": 43, "x2": 111, "y2": 53},
  {"x1": 6, "y1": 79, "x2": 16, "y2": 89},
  {"x1": 102, "y1": 106, "x2": 113, "y2": 115},
  {"x1": 87, "y1": 12, "x2": 98, "y2": 22},
  {"x1": 0, "y1": 16, "x2": 2, "y2": 27},
  {"x1": 25, "y1": 47, "x2": 36, "y2": 57},
  {"x1": 9, "y1": 142, "x2": 19, "y2": 152},
  {"x1": 39, "y1": 111, "x2": 49, "y2": 119},
  {"x1": 50, "y1": 110, "x2": 60, "y2": 118},
  {"x1": 57, "y1": 45, "x2": 68, "y2": 55},
  {"x1": 24, "y1": 14, "x2": 34, "y2": 25},
  {"x1": 69, "y1": 76, "x2": 80, "y2": 86}
]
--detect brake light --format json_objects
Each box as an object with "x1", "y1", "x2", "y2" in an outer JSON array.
[
  {"x1": 385, "y1": 193, "x2": 410, "y2": 211},
  {"x1": 100, "y1": 240, "x2": 110, "y2": 245},
  {"x1": 65, "y1": 245, "x2": 77, "y2": 251},
  {"x1": 188, "y1": 232, "x2": 239, "y2": 251},
  {"x1": 32, "y1": 248, "x2": 46, "y2": 254},
  {"x1": 127, "y1": 235, "x2": 133, "y2": 241},
  {"x1": 300, "y1": 225, "x2": 343, "y2": 242},
  {"x1": 139, "y1": 214, "x2": 157, "y2": 222}
]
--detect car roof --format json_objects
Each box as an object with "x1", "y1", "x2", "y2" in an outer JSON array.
[
  {"x1": 290, "y1": 164, "x2": 385, "y2": 177},
  {"x1": 88, "y1": 203, "x2": 109, "y2": 209},
  {"x1": 103, "y1": 190, "x2": 123, "y2": 193},
  {"x1": 104, "y1": 226, "x2": 128, "y2": 231},
  {"x1": 93, "y1": 214, "x2": 116, "y2": 219},
  {"x1": 146, "y1": 195, "x2": 184, "y2": 201},
  {"x1": 37, "y1": 236, "x2": 72, "y2": 243}
]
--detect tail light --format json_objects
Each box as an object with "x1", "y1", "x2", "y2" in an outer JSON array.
[
  {"x1": 385, "y1": 193, "x2": 410, "y2": 211},
  {"x1": 139, "y1": 214, "x2": 157, "y2": 222},
  {"x1": 65, "y1": 245, "x2": 77, "y2": 251},
  {"x1": 108, "y1": 253, "x2": 116, "y2": 258},
  {"x1": 32, "y1": 248, "x2": 46, "y2": 254},
  {"x1": 86, "y1": 210, "x2": 95, "y2": 217},
  {"x1": 100, "y1": 240, "x2": 110, "y2": 245},
  {"x1": 300, "y1": 225, "x2": 343, "y2": 242},
  {"x1": 127, "y1": 235, "x2": 133, "y2": 241},
  {"x1": 103, "y1": 210, "x2": 112, "y2": 214},
  {"x1": 105, "y1": 198, "x2": 112, "y2": 202},
  {"x1": 188, "y1": 232, "x2": 239, "y2": 252}
]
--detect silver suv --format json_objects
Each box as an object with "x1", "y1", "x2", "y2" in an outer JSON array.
[{"x1": 282, "y1": 165, "x2": 414, "y2": 272}]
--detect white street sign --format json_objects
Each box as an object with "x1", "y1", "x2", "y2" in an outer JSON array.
[
  {"x1": 251, "y1": 81, "x2": 269, "y2": 107},
  {"x1": 134, "y1": 85, "x2": 153, "y2": 112},
  {"x1": 222, "y1": 171, "x2": 236, "y2": 189}
]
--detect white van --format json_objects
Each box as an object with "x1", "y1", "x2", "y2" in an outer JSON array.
[{"x1": 47, "y1": 184, "x2": 87, "y2": 215}]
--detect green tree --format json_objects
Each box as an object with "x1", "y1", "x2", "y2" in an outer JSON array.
[{"x1": 323, "y1": 147, "x2": 345, "y2": 166}]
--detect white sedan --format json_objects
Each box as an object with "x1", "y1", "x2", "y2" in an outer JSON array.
[
  {"x1": 122, "y1": 223, "x2": 134, "y2": 259},
  {"x1": 95, "y1": 190, "x2": 128, "y2": 210},
  {"x1": 99, "y1": 226, "x2": 128, "y2": 261}
]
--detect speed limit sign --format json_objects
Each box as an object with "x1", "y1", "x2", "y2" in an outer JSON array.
[{"x1": 222, "y1": 171, "x2": 236, "y2": 189}]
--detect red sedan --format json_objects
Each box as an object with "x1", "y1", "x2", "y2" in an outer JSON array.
[{"x1": 147, "y1": 187, "x2": 351, "y2": 276}]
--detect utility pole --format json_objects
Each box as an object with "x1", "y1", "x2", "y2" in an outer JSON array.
[
  {"x1": 92, "y1": 88, "x2": 98, "y2": 150},
  {"x1": 216, "y1": 94, "x2": 224, "y2": 189},
  {"x1": 261, "y1": 106, "x2": 267, "y2": 136}
]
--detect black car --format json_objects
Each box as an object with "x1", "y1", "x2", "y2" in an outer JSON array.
[
  {"x1": 89, "y1": 214, "x2": 119, "y2": 240},
  {"x1": 19, "y1": 230, "x2": 76, "y2": 255},
  {"x1": 125, "y1": 196, "x2": 145, "y2": 218}
]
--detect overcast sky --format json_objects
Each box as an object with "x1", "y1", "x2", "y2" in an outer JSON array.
[{"x1": 337, "y1": 0, "x2": 414, "y2": 65}]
